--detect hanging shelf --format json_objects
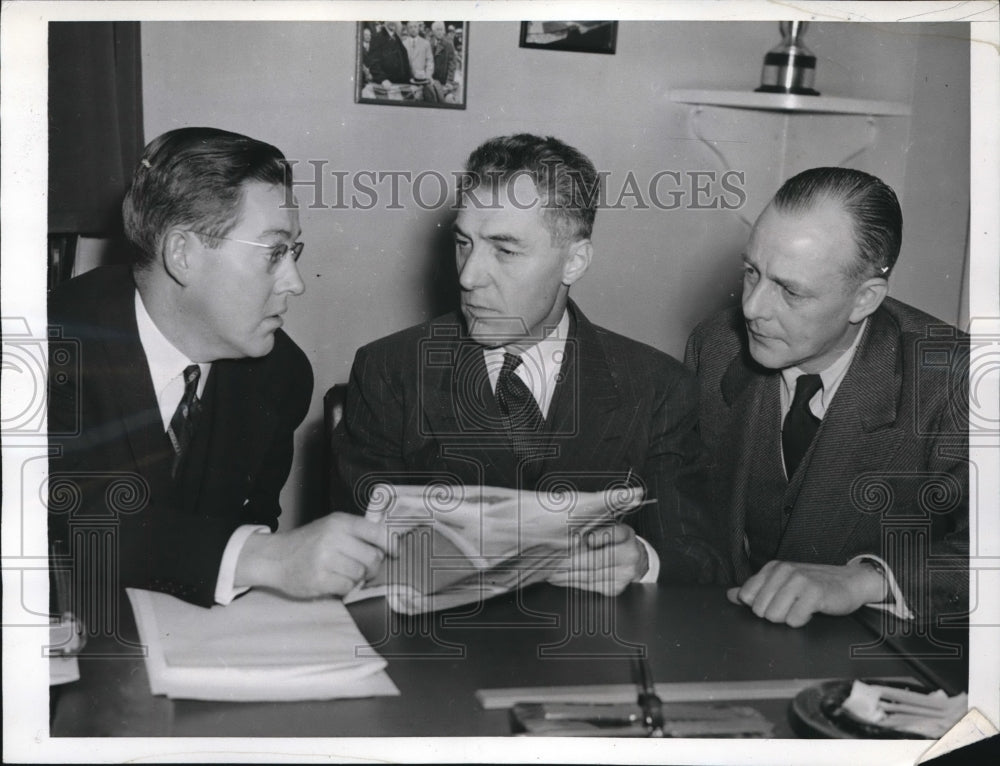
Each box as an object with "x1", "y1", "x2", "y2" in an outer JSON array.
[{"x1": 668, "y1": 89, "x2": 911, "y2": 117}]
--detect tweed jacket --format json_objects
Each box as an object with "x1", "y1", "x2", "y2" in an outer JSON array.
[{"x1": 685, "y1": 298, "x2": 969, "y2": 621}]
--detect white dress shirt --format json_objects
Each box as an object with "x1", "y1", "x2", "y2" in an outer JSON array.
[
  {"x1": 776, "y1": 317, "x2": 912, "y2": 620},
  {"x1": 778, "y1": 318, "x2": 868, "y2": 426},
  {"x1": 481, "y1": 310, "x2": 661, "y2": 582},
  {"x1": 135, "y1": 291, "x2": 266, "y2": 605}
]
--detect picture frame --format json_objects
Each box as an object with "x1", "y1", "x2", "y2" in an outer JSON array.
[
  {"x1": 519, "y1": 21, "x2": 618, "y2": 54},
  {"x1": 356, "y1": 21, "x2": 468, "y2": 109}
]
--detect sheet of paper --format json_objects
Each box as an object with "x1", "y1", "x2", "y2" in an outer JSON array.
[
  {"x1": 49, "y1": 656, "x2": 79, "y2": 686},
  {"x1": 344, "y1": 483, "x2": 645, "y2": 613},
  {"x1": 127, "y1": 588, "x2": 399, "y2": 701}
]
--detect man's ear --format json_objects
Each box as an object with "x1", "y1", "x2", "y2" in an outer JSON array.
[
  {"x1": 562, "y1": 239, "x2": 592, "y2": 287},
  {"x1": 161, "y1": 229, "x2": 195, "y2": 286},
  {"x1": 849, "y1": 277, "x2": 889, "y2": 323}
]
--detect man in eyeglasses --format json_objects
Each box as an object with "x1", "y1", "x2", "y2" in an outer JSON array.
[{"x1": 48, "y1": 127, "x2": 389, "y2": 608}]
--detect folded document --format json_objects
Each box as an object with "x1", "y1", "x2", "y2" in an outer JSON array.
[
  {"x1": 127, "y1": 588, "x2": 399, "y2": 701},
  {"x1": 344, "y1": 483, "x2": 646, "y2": 614}
]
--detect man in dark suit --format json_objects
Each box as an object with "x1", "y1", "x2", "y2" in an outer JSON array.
[
  {"x1": 430, "y1": 21, "x2": 457, "y2": 100},
  {"x1": 369, "y1": 20, "x2": 412, "y2": 86},
  {"x1": 360, "y1": 26, "x2": 374, "y2": 83},
  {"x1": 49, "y1": 127, "x2": 388, "y2": 608},
  {"x1": 685, "y1": 167, "x2": 968, "y2": 627},
  {"x1": 336, "y1": 134, "x2": 729, "y2": 595}
]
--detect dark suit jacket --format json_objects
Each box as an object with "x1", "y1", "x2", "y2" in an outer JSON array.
[
  {"x1": 335, "y1": 301, "x2": 730, "y2": 584},
  {"x1": 685, "y1": 298, "x2": 969, "y2": 621},
  {"x1": 431, "y1": 36, "x2": 457, "y2": 85},
  {"x1": 48, "y1": 266, "x2": 313, "y2": 606},
  {"x1": 369, "y1": 29, "x2": 412, "y2": 84}
]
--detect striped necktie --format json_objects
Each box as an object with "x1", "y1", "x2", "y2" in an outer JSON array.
[
  {"x1": 495, "y1": 352, "x2": 544, "y2": 460},
  {"x1": 167, "y1": 364, "x2": 202, "y2": 479}
]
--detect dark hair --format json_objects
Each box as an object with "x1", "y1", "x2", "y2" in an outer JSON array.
[
  {"x1": 122, "y1": 127, "x2": 291, "y2": 268},
  {"x1": 771, "y1": 166, "x2": 902, "y2": 281},
  {"x1": 460, "y1": 133, "x2": 599, "y2": 243}
]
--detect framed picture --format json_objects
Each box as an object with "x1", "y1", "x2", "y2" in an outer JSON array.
[
  {"x1": 519, "y1": 21, "x2": 618, "y2": 54},
  {"x1": 356, "y1": 21, "x2": 468, "y2": 109}
]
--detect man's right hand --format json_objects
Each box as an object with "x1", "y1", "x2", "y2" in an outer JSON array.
[{"x1": 235, "y1": 513, "x2": 390, "y2": 598}]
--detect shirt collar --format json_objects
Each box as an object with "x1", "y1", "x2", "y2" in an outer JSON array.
[
  {"x1": 780, "y1": 316, "x2": 868, "y2": 416},
  {"x1": 135, "y1": 290, "x2": 209, "y2": 422},
  {"x1": 483, "y1": 309, "x2": 569, "y2": 419}
]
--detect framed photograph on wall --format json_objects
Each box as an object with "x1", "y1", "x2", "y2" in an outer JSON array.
[
  {"x1": 519, "y1": 21, "x2": 618, "y2": 54},
  {"x1": 356, "y1": 21, "x2": 468, "y2": 108}
]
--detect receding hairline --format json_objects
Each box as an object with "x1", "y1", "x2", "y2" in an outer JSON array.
[
  {"x1": 758, "y1": 195, "x2": 870, "y2": 283},
  {"x1": 457, "y1": 176, "x2": 587, "y2": 246}
]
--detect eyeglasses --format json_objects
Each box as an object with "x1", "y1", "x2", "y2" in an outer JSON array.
[{"x1": 186, "y1": 231, "x2": 304, "y2": 272}]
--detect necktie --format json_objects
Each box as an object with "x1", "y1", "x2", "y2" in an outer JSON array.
[
  {"x1": 167, "y1": 364, "x2": 202, "y2": 479},
  {"x1": 782, "y1": 373, "x2": 823, "y2": 478},
  {"x1": 495, "y1": 352, "x2": 544, "y2": 459}
]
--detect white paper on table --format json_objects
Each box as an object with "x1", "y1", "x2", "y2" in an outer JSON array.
[
  {"x1": 49, "y1": 656, "x2": 79, "y2": 686},
  {"x1": 126, "y1": 588, "x2": 399, "y2": 701},
  {"x1": 48, "y1": 618, "x2": 82, "y2": 685}
]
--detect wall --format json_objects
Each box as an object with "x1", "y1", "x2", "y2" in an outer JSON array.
[{"x1": 140, "y1": 21, "x2": 970, "y2": 528}]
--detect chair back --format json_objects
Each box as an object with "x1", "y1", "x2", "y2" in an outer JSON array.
[{"x1": 323, "y1": 384, "x2": 350, "y2": 513}]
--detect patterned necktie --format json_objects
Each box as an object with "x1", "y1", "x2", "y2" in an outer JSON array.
[
  {"x1": 782, "y1": 373, "x2": 823, "y2": 478},
  {"x1": 495, "y1": 352, "x2": 544, "y2": 459},
  {"x1": 167, "y1": 364, "x2": 202, "y2": 479}
]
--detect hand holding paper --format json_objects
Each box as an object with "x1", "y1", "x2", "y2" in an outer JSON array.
[
  {"x1": 236, "y1": 512, "x2": 392, "y2": 598},
  {"x1": 345, "y1": 483, "x2": 650, "y2": 613},
  {"x1": 547, "y1": 523, "x2": 650, "y2": 596}
]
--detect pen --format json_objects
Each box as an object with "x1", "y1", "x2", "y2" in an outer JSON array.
[{"x1": 633, "y1": 656, "x2": 664, "y2": 737}]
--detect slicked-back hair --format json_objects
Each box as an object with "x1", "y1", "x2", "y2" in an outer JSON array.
[
  {"x1": 771, "y1": 166, "x2": 903, "y2": 282},
  {"x1": 122, "y1": 127, "x2": 291, "y2": 268},
  {"x1": 459, "y1": 134, "x2": 599, "y2": 244}
]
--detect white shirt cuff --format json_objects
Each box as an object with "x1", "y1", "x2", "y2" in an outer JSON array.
[
  {"x1": 848, "y1": 553, "x2": 915, "y2": 620},
  {"x1": 214, "y1": 525, "x2": 270, "y2": 605},
  {"x1": 637, "y1": 536, "x2": 660, "y2": 583}
]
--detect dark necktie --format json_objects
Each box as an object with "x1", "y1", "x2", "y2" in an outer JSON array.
[
  {"x1": 782, "y1": 373, "x2": 823, "y2": 478},
  {"x1": 495, "y1": 352, "x2": 544, "y2": 459},
  {"x1": 167, "y1": 364, "x2": 202, "y2": 479}
]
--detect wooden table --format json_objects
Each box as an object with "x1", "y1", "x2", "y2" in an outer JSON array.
[{"x1": 51, "y1": 583, "x2": 967, "y2": 737}]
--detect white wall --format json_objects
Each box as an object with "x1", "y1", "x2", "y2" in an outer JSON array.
[{"x1": 141, "y1": 21, "x2": 970, "y2": 527}]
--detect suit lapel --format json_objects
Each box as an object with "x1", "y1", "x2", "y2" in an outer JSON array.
[
  {"x1": 420, "y1": 319, "x2": 517, "y2": 484},
  {"x1": 178, "y1": 363, "x2": 218, "y2": 512},
  {"x1": 777, "y1": 310, "x2": 905, "y2": 560},
  {"x1": 720, "y1": 356, "x2": 782, "y2": 580},
  {"x1": 421, "y1": 305, "x2": 633, "y2": 487},
  {"x1": 97, "y1": 272, "x2": 174, "y2": 504},
  {"x1": 543, "y1": 303, "x2": 627, "y2": 476},
  {"x1": 180, "y1": 357, "x2": 274, "y2": 513}
]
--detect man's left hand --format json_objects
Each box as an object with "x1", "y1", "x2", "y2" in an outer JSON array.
[
  {"x1": 727, "y1": 559, "x2": 887, "y2": 628},
  {"x1": 548, "y1": 523, "x2": 648, "y2": 597}
]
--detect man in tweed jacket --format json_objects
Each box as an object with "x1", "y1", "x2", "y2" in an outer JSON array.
[
  {"x1": 686, "y1": 167, "x2": 968, "y2": 627},
  {"x1": 336, "y1": 134, "x2": 730, "y2": 596}
]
